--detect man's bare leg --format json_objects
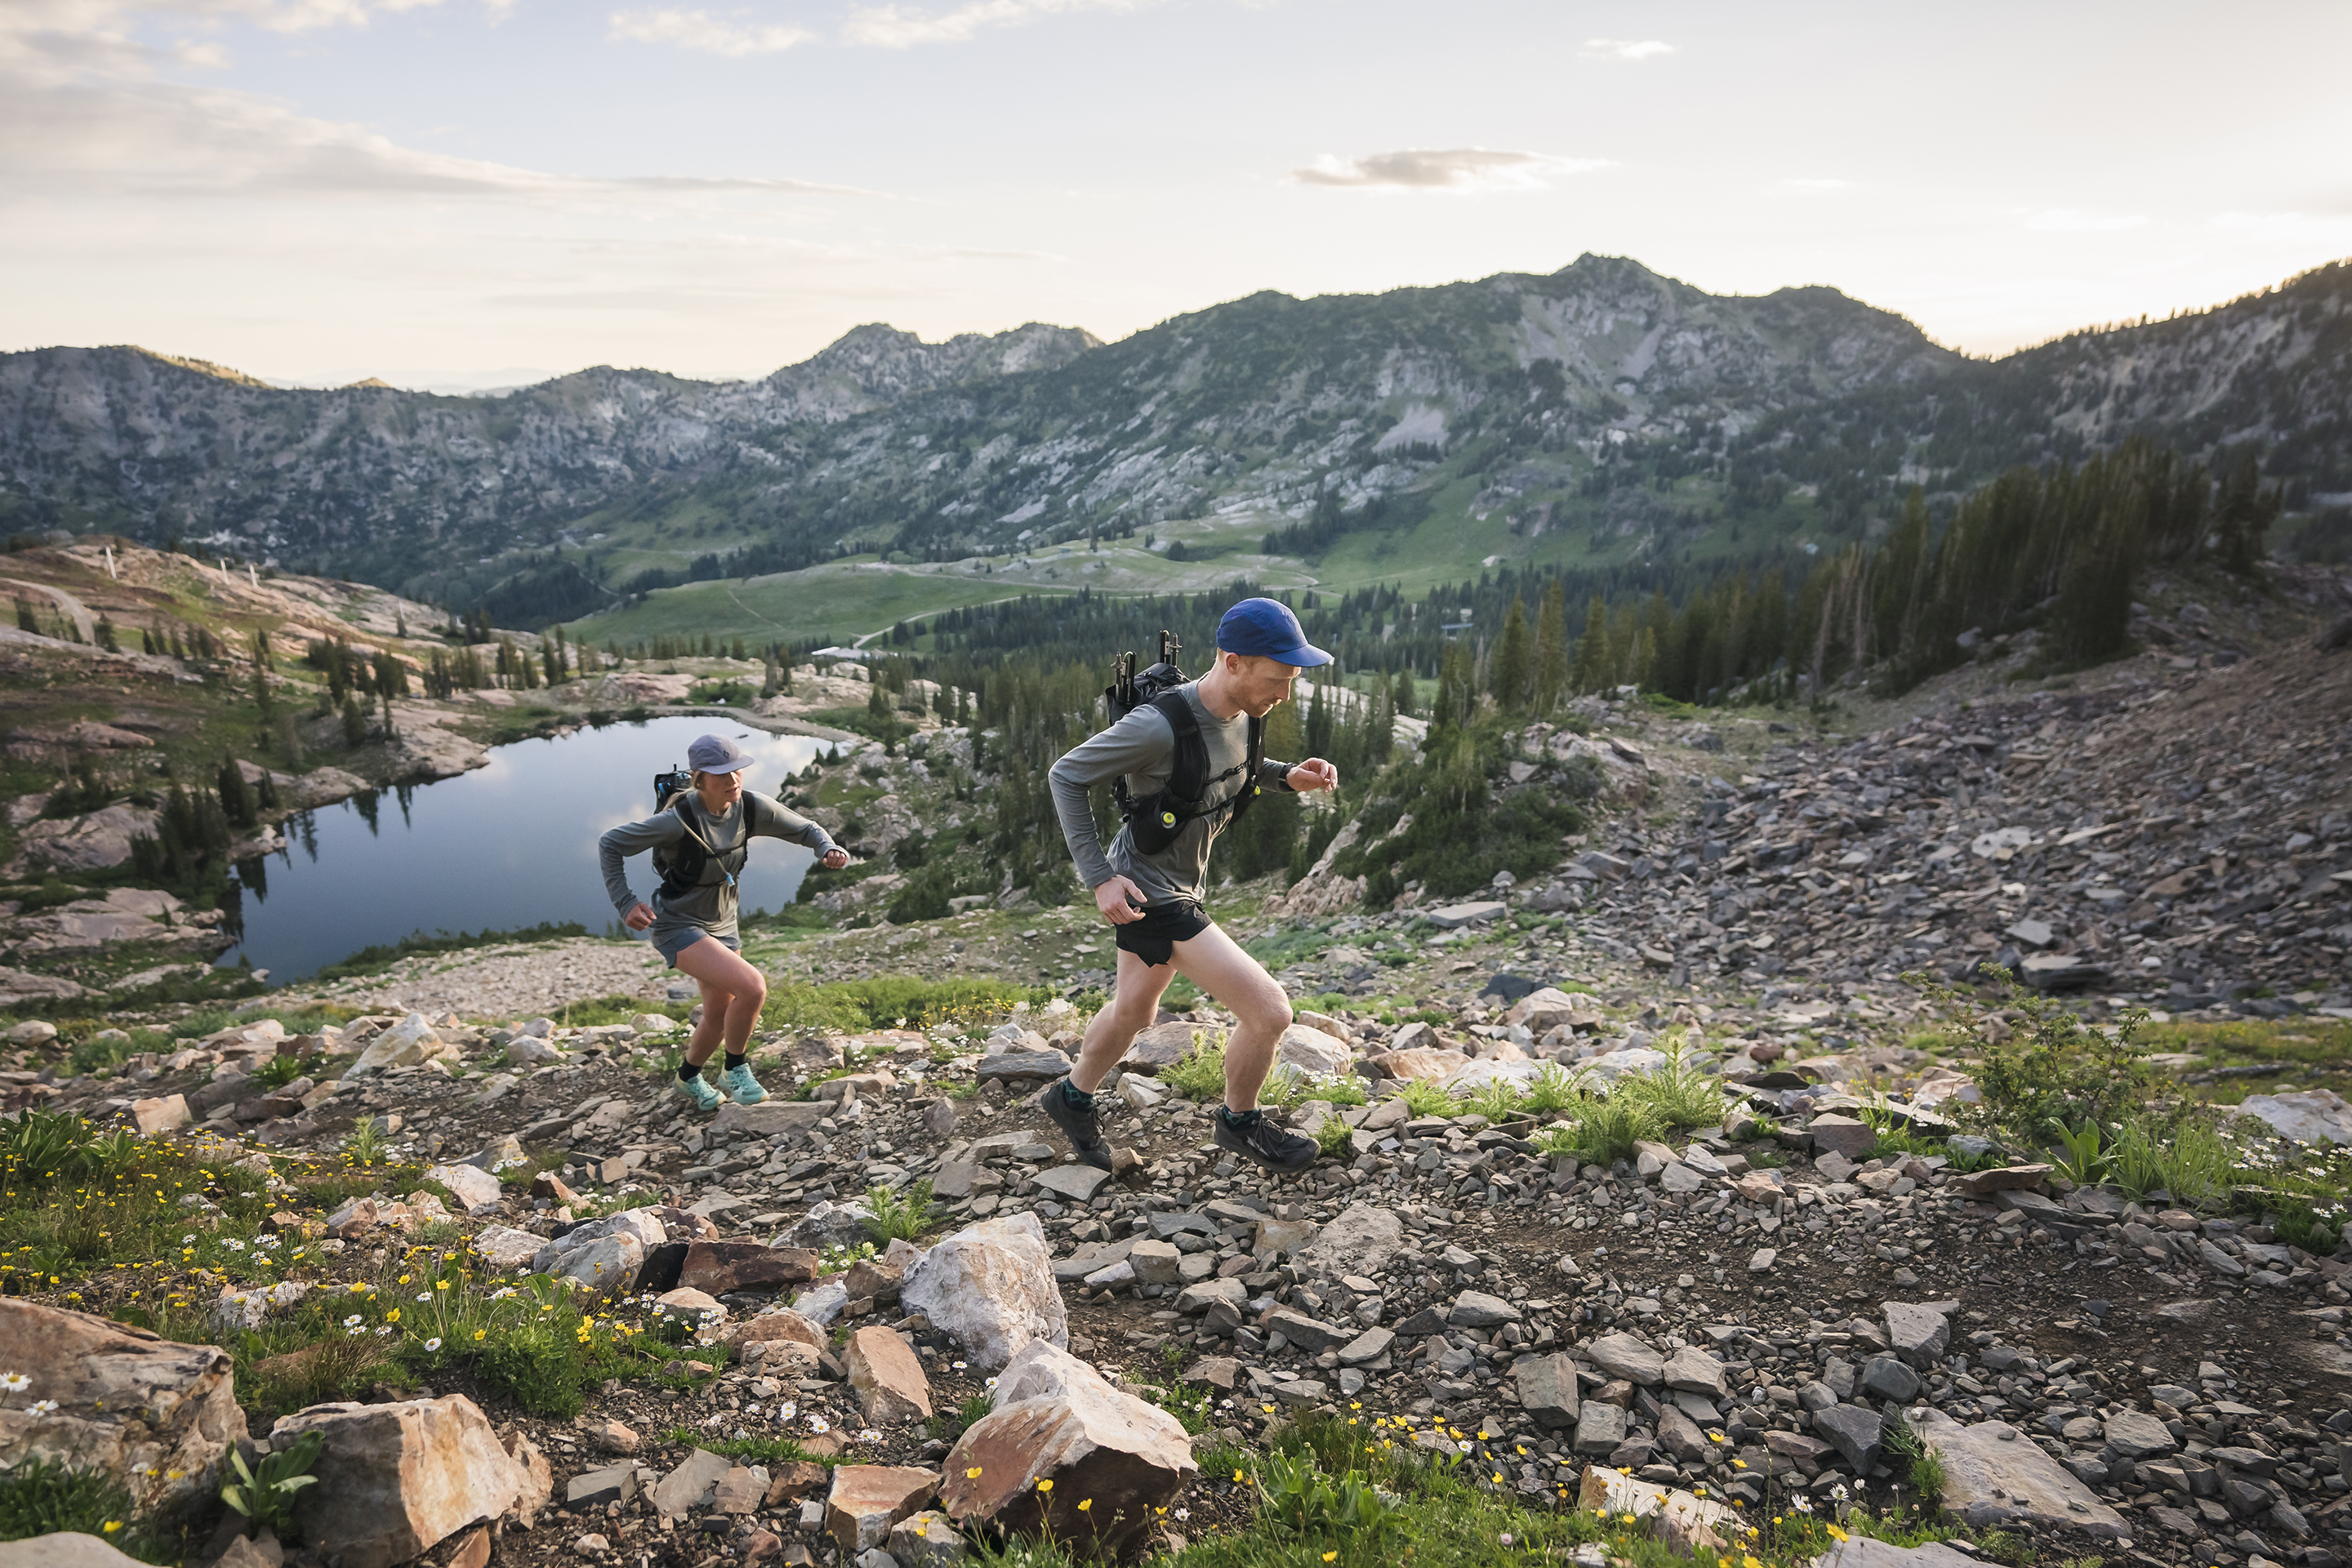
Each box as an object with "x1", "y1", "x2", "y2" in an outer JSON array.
[
  {"x1": 1070, "y1": 950, "x2": 1178, "y2": 1094},
  {"x1": 1156, "y1": 922, "x2": 1293, "y2": 1111}
]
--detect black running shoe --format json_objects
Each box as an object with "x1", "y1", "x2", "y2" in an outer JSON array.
[
  {"x1": 1041, "y1": 1077, "x2": 1115, "y2": 1170},
  {"x1": 1213, "y1": 1107, "x2": 1317, "y2": 1176}
]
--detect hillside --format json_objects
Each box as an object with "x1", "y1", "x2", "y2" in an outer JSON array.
[{"x1": 13, "y1": 256, "x2": 2343, "y2": 643}]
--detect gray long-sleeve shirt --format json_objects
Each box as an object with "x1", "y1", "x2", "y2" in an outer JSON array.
[
  {"x1": 599, "y1": 790, "x2": 836, "y2": 945},
  {"x1": 1048, "y1": 681, "x2": 1293, "y2": 906}
]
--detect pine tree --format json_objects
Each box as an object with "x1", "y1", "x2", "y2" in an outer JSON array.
[
  {"x1": 217, "y1": 758, "x2": 256, "y2": 829},
  {"x1": 1570, "y1": 595, "x2": 1610, "y2": 693},
  {"x1": 1490, "y1": 595, "x2": 1532, "y2": 710},
  {"x1": 1533, "y1": 580, "x2": 1569, "y2": 712}
]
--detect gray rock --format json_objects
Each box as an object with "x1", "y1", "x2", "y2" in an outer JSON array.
[
  {"x1": 1883, "y1": 1302, "x2": 1951, "y2": 1369},
  {"x1": 2103, "y1": 1408, "x2": 2178, "y2": 1460},
  {"x1": 1126, "y1": 1240, "x2": 1183, "y2": 1285},
  {"x1": 1806, "y1": 1115, "x2": 1878, "y2": 1159},
  {"x1": 1572, "y1": 1401, "x2": 1628, "y2": 1455},
  {"x1": 977, "y1": 1050, "x2": 1071, "y2": 1081},
  {"x1": 1031, "y1": 1165, "x2": 1111, "y2": 1203},
  {"x1": 1336, "y1": 1327, "x2": 1394, "y2": 1366},
  {"x1": 1813, "y1": 1540, "x2": 1983, "y2": 1568},
  {"x1": 1447, "y1": 1291, "x2": 1521, "y2": 1329},
  {"x1": 566, "y1": 1463, "x2": 639, "y2": 1508},
  {"x1": 653, "y1": 1449, "x2": 733, "y2": 1517},
  {"x1": 1260, "y1": 1309, "x2": 1352, "y2": 1353},
  {"x1": 1426, "y1": 902, "x2": 1506, "y2": 929},
  {"x1": 1813, "y1": 1403, "x2": 1883, "y2": 1471},
  {"x1": 1912, "y1": 1409, "x2": 2127, "y2": 1539},
  {"x1": 1515, "y1": 1353, "x2": 1580, "y2": 1431},
  {"x1": 1296, "y1": 1202, "x2": 1406, "y2": 1277},
  {"x1": 1860, "y1": 1353, "x2": 1920, "y2": 1402},
  {"x1": 1661, "y1": 1346, "x2": 1727, "y2": 1399},
  {"x1": 1584, "y1": 1332, "x2": 1664, "y2": 1386}
]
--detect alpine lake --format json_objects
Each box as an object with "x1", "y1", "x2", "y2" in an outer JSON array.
[{"x1": 215, "y1": 715, "x2": 828, "y2": 984}]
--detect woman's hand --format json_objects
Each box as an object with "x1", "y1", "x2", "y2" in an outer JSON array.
[
  {"x1": 820, "y1": 848, "x2": 851, "y2": 871},
  {"x1": 622, "y1": 902, "x2": 656, "y2": 931}
]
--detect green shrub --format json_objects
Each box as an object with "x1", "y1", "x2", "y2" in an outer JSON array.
[
  {"x1": 1610, "y1": 1035, "x2": 1727, "y2": 1131},
  {"x1": 221, "y1": 1428, "x2": 323, "y2": 1533},
  {"x1": 862, "y1": 1179, "x2": 940, "y2": 1245},
  {"x1": 0, "y1": 1454, "x2": 152, "y2": 1558},
  {"x1": 1314, "y1": 1118, "x2": 1353, "y2": 1160},
  {"x1": 1333, "y1": 721, "x2": 1599, "y2": 902},
  {"x1": 1930, "y1": 974, "x2": 2158, "y2": 1141},
  {"x1": 1396, "y1": 1080, "x2": 1460, "y2": 1119},
  {"x1": 1460, "y1": 1080, "x2": 1527, "y2": 1123},
  {"x1": 1160, "y1": 1032, "x2": 1229, "y2": 1102}
]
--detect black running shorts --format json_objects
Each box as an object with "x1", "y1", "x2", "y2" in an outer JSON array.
[{"x1": 1112, "y1": 900, "x2": 1213, "y2": 967}]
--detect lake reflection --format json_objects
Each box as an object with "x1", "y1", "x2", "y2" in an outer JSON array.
[{"x1": 218, "y1": 716, "x2": 827, "y2": 983}]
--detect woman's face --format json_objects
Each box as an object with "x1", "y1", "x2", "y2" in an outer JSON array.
[{"x1": 694, "y1": 768, "x2": 746, "y2": 811}]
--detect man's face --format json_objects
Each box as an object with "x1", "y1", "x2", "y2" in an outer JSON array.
[{"x1": 1226, "y1": 653, "x2": 1303, "y2": 717}]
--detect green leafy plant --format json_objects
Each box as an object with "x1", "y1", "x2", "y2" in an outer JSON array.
[
  {"x1": 1395, "y1": 1080, "x2": 1461, "y2": 1119},
  {"x1": 1932, "y1": 974, "x2": 2157, "y2": 1142},
  {"x1": 1314, "y1": 1118, "x2": 1354, "y2": 1160},
  {"x1": 1253, "y1": 1449, "x2": 1411, "y2": 1552},
  {"x1": 0, "y1": 1453, "x2": 145, "y2": 1554},
  {"x1": 221, "y1": 1429, "x2": 324, "y2": 1534},
  {"x1": 1133, "y1": 1379, "x2": 1214, "y2": 1436},
  {"x1": 251, "y1": 1054, "x2": 306, "y2": 1089},
  {"x1": 862, "y1": 1179, "x2": 939, "y2": 1245},
  {"x1": 1461, "y1": 1080, "x2": 1528, "y2": 1123},
  {"x1": 2049, "y1": 1120, "x2": 2109, "y2": 1186},
  {"x1": 1878, "y1": 1410, "x2": 1946, "y2": 1503},
  {"x1": 1159, "y1": 1031, "x2": 1229, "y2": 1102},
  {"x1": 1610, "y1": 1034, "x2": 1727, "y2": 1131},
  {"x1": 341, "y1": 1119, "x2": 391, "y2": 1166},
  {"x1": 0, "y1": 1111, "x2": 95, "y2": 1184},
  {"x1": 1522, "y1": 1063, "x2": 1579, "y2": 1115}
]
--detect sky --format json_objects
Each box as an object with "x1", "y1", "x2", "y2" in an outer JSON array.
[{"x1": 5, "y1": 0, "x2": 2350, "y2": 390}]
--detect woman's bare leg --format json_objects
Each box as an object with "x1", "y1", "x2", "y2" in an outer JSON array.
[{"x1": 670, "y1": 938, "x2": 768, "y2": 1067}]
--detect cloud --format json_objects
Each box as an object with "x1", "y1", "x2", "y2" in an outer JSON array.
[
  {"x1": 1289, "y1": 148, "x2": 1606, "y2": 193},
  {"x1": 840, "y1": 0, "x2": 1139, "y2": 49},
  {"x1": 608, "y1": 8, "x2": 810, "y2": 56},
  {"x1": 1780, "y1": 177, "x2": 1850, "y2": 193},
  {"x1": 2024, "y1": 209, "x2": 2150, "y2": 234},
  {"x1": 1579, "y1": 38, "x2": 1673, "y2": 61}
]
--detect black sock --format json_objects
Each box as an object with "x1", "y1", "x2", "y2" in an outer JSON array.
[
  {"x1": 678, "y1": 1060, "x2": 703, "y2": 1083},
  {"x1": 724, "y1": 1052, "x2": 746, "y2": 1071},
  {"x1": 1061, "y1": 1079, "x2": 1094, "y2": 1108}
]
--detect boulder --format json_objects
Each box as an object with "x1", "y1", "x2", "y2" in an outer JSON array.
[
  {"x1": 2103, "y1": 1408, "x2": 2177, "y2": 1460},
  {"x1": 0, "y1": 1299, "x2": 247, "y2": 1521},
  {"x1": 131, "y1": 1094, "x2": 190, "y2": 1134},
  {"x1": 271, "y1": 1395, "x2": 524, "y2": 1568},
  {"x1": 680, "y1": 1241, "x2": 820, "y2": 1294},
  {"x1": 899, "y1": 1213, "x2": 1067, "y2": 1370},
  {"x1": 826, "y1": 1465, "x2": 941, "y2": 1556},
  {"x1": 653, "y1": 1447, "x2": 735, "y2": 1516},
  {"x1": 1660, "y1": 1346, "x2": 1727, "y2": 1399},
  {"x1": 1911, "y1": 1409, "x2": 2127, "y2": 1539},
  {"x1": 847, "y1": 1325, "x2": 933, "y2": 1424},
  {"x1": 1805, "y1": 1115, "x2": 1878, "y2": 1159},
  {"x1": 1584, "y1": 1332, "x2": 1664, "y2": 1386},
  {"x1": 1447, "y1": 1291, "x2": 1521, "y2": 1330},
  {"x1": 1812, "y1": 1539, "x2": 1982, "y2": 1568},
  {"x1": 942, "y1": 1340, "x2": 1195, "y2": 1561},
  {"x1": 1813, "y1": 1403, "x2": 1883, "y2": 1471},
  {"x1": 889, "y1": 1509, "x2": 968, "y2": 1568},
  {"x1": 1883, "y1": 1302, "x2": 1952, "y2": 1369},
  {"x1": 1033, "y1": 1165, "x2": 1112, "y2": 1203},
  {"x1": 1573, "y1": 1401, "x2": 1627, "y2": 1455},
  {"x1": 1295, "y1": 1202, "x2": 1406, "y2": 1278},
  {"x1": 775, "y1": 1199, "x2": 876, "y2": 1252},
  {"x1": 344, "y1": 1013, "x2": 450, "y2": 1080},
  {"x1": 1515, "y1": 1353, "x2": 1580, "y2": 1431},
  {"x1": 1364, "y1": 1046, "x2": 1464, "y2": 1084},
  {"x1": 1576, "y1": 1467, "x2": 1737, "y2": 1553},
  {"x1": 1503, "y1": 987, "x2": 1591, "y2": 1034},
  {"x1": 425, "y1": 1163, "x2": 504, "y2": 1214},
  {"x1": 211, "y1": 1282, "x2": 313, "y2": 1333},
  {"x1": 1274, "y1": 1024, "x2": 1351, "y2": 1079},
  {"x1": 1121, "y1": 1022, "x2": 1205, "y2": 1074},
  {"x1": 470, "y1": 1224, "x2": 545, "y2": 1273},
  {"x1": 0, "y1": 1535, "x2": 153, "y2": 1568},
  {"x1": 724, "y1": 1307, "x2": 827, "y2": 1361},
  {"x1": 2238, "y1": 1089, "x2": 2352, "y2": 1145}
]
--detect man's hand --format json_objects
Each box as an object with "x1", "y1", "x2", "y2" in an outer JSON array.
[
  {"x1": 622, "y1": 902, "x2": 656, "y2": 931},
  {"x1": 1094, "y1": 875, "x2": 1149, "y2": 924},
  {"x1": 819, "y1": 848, "x2": 851, "y2": 871},
  {"x1": 1287, "y1": 758, "x2": 1339, "y2": 794}
]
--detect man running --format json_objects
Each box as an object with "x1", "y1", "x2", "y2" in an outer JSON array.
[{"x1": 1043, "y1": 596, "x2": 1340, "y2": 1174}]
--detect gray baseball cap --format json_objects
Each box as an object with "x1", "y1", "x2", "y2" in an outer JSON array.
[{"x1": 686, "y1": 733, "x2": 754, "y2": 774}]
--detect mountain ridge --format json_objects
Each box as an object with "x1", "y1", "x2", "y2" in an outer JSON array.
[{"x1": 2, "y1": 255, "x2": 2345, "y2": 621}]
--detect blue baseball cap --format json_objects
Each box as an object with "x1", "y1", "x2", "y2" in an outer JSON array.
[
  {"x1": 1216, "y1": 597, "x2": 1331, "y2": 668},
  {"x1": 687, "y1": 733, "x2": 755, "y2": 773}
]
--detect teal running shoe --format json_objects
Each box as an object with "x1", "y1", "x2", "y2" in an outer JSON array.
[
  {"x1": 721, "y1": 1062, "x2": 769, "y2": 1105},
  {"x1": 675, "y1": 1071, "x2": 724, "y2": 1112}
]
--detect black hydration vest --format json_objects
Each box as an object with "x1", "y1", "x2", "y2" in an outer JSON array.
[
  {"x1": 1115, "y1": 690, "x2": 1265, "y2": 856},
  {"x1": 653, "y1": 795, "x2": 749, "y2": 901}
]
